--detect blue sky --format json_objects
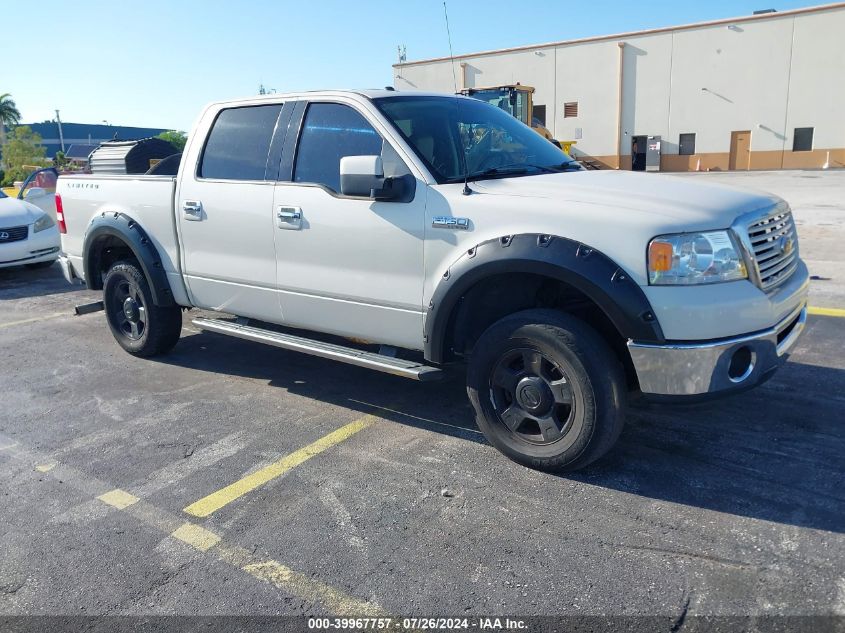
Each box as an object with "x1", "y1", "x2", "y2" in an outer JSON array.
[{"x1": 5, "y1": 0, "x2": 824, "y2": 131}]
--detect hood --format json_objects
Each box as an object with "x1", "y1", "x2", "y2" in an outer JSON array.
[
  {"x1": 471, "y1": 170, "x2": 781, "y2": 230},
  {"x1": 0, "y1": 196, "x2": 45, "y2": 227}
]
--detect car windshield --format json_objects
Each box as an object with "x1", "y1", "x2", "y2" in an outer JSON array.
[
  {"x1": 0, "y1": 190, "x2": 6, "y2": 199},
  {"x1": 374, "y1": 95, "x2": 577, "y2": 184}
]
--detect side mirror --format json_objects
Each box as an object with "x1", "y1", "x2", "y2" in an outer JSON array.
[
  {"x1": 340, "y1": 155, "x2": 398, "y2": 201},
  {"x1": 24, "y1": 187, "x2": 47, "y2": 200}
]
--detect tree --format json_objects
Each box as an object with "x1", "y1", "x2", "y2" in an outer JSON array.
[
  {"x1": 0, "y1": 126, "x2": 49, "y2": 186},
  {"x1": 155, "y1": 130, "x2": 187, "y2": 152},
  {"x1": 0, "y1": 93, "x2": 22, "y2": 166},
  {"x1": 54, "y1": 150, "x2": 70, "y2": 170}
]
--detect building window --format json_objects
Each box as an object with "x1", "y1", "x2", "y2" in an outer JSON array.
[
  {"x1": 563, "y1": 102, "x2": 578, "y2": 118},
  {"x1": 792, "y1": 127, "x2": 814, "y2": 152},
  {"x1": 532, "y1": 104, "x2": 547, "y2": 127},
  {"x1": 679, "y1": 133, "x2": 696, "y2": 155}
]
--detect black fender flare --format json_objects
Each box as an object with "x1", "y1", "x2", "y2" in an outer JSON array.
[
  {"x1": 424, "y1": 233, "x2": 664, "y2": 363},
  {"x1": 83, "y1": 212, "x2": 175, "y2": 306}
]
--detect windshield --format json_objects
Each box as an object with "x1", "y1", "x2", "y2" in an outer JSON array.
[
  {"x1": 0, "y1": 190, "x2": 6, "y2": 199},
  {"x1": 373, "y1": 95, "x2": 576, "y2": 184}
]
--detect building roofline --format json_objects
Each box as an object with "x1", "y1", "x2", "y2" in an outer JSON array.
[{"x1": 393, "y1": 2, "x2": 845, "y2": 68}]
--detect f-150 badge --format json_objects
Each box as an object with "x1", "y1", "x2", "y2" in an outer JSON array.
[{"x1": 432, "y1": 216, "x2": 470, "y2": 230}]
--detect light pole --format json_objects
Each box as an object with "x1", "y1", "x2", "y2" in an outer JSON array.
[{"x1": 55, "y1": 109, "x2": 65, "y2": 152}]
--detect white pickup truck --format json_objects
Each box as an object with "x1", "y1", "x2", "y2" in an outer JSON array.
[{"x1": 57, "y1": 90, "x2": 808, "y2": 471}]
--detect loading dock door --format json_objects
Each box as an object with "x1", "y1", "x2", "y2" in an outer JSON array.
[
  {"x1": 646, "y1": 135, "x2": 661, "y2": 172},
  {"x1": 729, "y1": 131, "x2": 751, "y2": 170}
]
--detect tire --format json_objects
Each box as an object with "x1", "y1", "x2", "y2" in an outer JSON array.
[
  {"x1": 467, "y1": 309, "x2": 626, "y2": 472},
  {"x1": 25, "y1": 260, "x2": 55, "y2": 270},
  {"x1": 103, "y1": 260, "x2": 182, "y2": 357}
]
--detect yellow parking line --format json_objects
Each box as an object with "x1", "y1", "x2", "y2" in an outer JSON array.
[
  {"x1": 171, "y1": 523, "x2": 221, "y2": 552},
  {"x1": 183, "y1": 415, "x2": 377, "y2": 518},
  {"x1": 10, "y1": 435, "x2": 382, "y2": 615},
  {"x1": 97, "y1": 489, "x2": 140, "y2": 510},
  {"x1": 0, "y1": 312, "x2": 66, "y2": 329},
  {"x1": 241, "y1": 559, "x2": 383, "y2": 616},
  {"x1": 808, "y1": 306, "x2": 845, "y2": 318}
]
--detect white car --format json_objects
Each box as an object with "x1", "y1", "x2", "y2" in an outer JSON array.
[{"x1": 0, "y1": 188, "x2": 61, "y2": 269}]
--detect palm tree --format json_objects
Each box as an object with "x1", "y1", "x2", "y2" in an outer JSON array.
[{"x1": 0, "y1": 92, "x2": 22, "y2": 153}]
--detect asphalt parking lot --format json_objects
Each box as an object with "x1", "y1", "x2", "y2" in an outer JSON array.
[{"x1": 1, "y1": 170, "x2": 844, "y2": 624}]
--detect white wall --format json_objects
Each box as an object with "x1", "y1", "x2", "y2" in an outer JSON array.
[
  {"x1": 393, "y1": 6, "x2": 845, "y2": 159},
  {"x1": 667, "y1": 17, "x2": 794, "y2": 154},
  {"x1": 785, "y1": 9, "x2": 845, "y2": 150},
  {"x1": 553, "y1": 40, "x2": 620, "y2": 152}
]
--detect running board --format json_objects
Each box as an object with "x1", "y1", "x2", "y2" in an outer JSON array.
[{"x1": 192, "y1": 317, "x2": 442, "y2": 382}]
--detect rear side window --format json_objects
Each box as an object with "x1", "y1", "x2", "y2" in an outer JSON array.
[
  {"x1": 294, "y1": 103, "x2": 384, "y2": 193},
  {"x1": 199, "y1": 104, "x2": 282, "y2": 180}
]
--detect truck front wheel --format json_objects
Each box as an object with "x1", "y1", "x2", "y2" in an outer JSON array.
[
  {"x1": 103, "y1": 260, "x2": 182, "y2": 357},
  {"x1": 467, "y1": 309, "x2": 626, "y2": 472}
]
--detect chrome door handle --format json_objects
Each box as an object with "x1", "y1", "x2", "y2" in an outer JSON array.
[
  {"x1": 183, "y1": 200, "x2": 203, "y2": 221},
  {"x1": 276, "y1": 206, "x2": 302, "y2": 230}
]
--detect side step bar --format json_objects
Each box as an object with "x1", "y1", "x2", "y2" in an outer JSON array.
[{"x1": 192, "y1": 317, "x2": 443, "y2": 382}]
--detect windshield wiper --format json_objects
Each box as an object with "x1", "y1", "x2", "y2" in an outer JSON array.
[
  {"x1": 546, "y1": 161, "x2": 582, "y2": 171},
  {"x1": 444, "y1": 161, "x2": 582, "y2": 185}
]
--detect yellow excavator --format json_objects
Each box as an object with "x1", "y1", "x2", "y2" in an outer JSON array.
[{"x1": 459, "y1": 84, "x2": 561, "y2": 148}]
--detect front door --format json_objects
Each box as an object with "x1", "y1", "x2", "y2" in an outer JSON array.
[
  {"x1": 177, "y1": 103, "x2": 286, "y2": 321},
  {"x1": 272, "y1": 100, "x2": 426, "y2": 350},
  {"x1": 729, "y1": 130, "x2": 751, "y2": 170}
]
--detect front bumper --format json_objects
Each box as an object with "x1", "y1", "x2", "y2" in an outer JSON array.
[
  {"x1": 628, "y1": 302, "x2": 807, "y2": 398},
  {"x1": 0, "y1": 225, "x2": 61, "y2": 268}
]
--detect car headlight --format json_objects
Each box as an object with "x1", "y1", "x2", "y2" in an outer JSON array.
[
  {"x1": 33, "y1": 213, "x2": 55, "y2": 233},
  {"x1": 648, "y1": 230, "x2": 747, "y2": 285}
]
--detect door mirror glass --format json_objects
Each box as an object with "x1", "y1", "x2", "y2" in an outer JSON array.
[{"x1": 340, "y1": 155, "x2": 396, "y2": 199}]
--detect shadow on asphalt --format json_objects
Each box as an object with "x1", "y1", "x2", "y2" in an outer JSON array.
[
  {"x1": 157, "y1": 327, "x2": 845, "y2": 534},
  {"x1": 0, "y1": 263, "x2": 79, "y2": 300}
]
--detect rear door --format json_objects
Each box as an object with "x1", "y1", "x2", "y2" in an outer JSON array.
[
  {"x1": 271, "y1": 99, "x2": 427, "y2": 349},
  {"x1": 176, "y1": 102, "x2": 290, "y2": 320}
]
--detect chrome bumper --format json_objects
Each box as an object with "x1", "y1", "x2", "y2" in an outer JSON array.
[{"x1": 628, "y1": 303, "x2": 807, "y2": 397}]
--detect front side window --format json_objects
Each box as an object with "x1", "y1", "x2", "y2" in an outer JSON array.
[
  {"x1": 294, "y1": 103, "x2": 384, "y2": 193},
  {"x1": 199, "y1": 104, "x2": 282, "y2": 180},
  {"x1": 374, "y1": 95, "x2": 575, "y2": 184}
]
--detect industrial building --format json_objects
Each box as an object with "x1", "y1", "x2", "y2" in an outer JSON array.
[
  {"x1": 393, "y1": 2, "x2": 844, "y2": 171},
  {"x1": 16, "y1": 121, "x2": 169, "y2": 160}
]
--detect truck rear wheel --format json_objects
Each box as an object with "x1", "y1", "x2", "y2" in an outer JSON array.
[
  {"x1": 103, "y1": 260, "x2": 182, "y2": 357},
  {"x1": 467, "y1": 309, "x2": 626, "y2": 472}
]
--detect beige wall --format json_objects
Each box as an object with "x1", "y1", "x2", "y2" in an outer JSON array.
[{"x1": 393, "y1": 4, "x2": 845, "y2": 171}]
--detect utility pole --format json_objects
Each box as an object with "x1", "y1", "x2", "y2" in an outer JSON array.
[{"x1": 55, "y1": 109, "x2": 65, "y2": 152}]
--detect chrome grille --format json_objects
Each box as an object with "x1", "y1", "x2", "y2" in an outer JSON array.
[
  {"x1": 746, "y1": 210, "x2": 798, "y2": 290},
  {"x1": 0, "y1": 225, "x2": 29, "y2": 243}
]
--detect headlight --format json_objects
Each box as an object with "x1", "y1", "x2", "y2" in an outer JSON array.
[
  {"x1": 33, "y1": 213, "x2": 55, "y2": 233},
  {"x1": 648, "y1": 230, "x2": 747, "y2": 285}
]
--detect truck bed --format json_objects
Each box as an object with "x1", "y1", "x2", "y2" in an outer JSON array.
[{"x1": 58, "y1": 174, "x2": 189, "y2": 304}]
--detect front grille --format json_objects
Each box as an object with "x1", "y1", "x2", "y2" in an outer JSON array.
[
  {"x1": 746, "y1": 210, "x2": 798, "y2": 290},
  {"x1": 0, "y1": 225, "x2": 29, "y2": 243}
]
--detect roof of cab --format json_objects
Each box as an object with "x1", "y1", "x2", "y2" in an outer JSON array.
[{"x1": 208, "y1": 89, "x2": 466, "y2": 108}]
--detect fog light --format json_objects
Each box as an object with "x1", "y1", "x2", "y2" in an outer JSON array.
[{"x1": 728, "y1": 346, "x2": 755, "y2": 383}]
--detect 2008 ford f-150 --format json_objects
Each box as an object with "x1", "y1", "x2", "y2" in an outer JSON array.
[{"x1": 57, "y1": 90, "x2": 809, "y2": 472}]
